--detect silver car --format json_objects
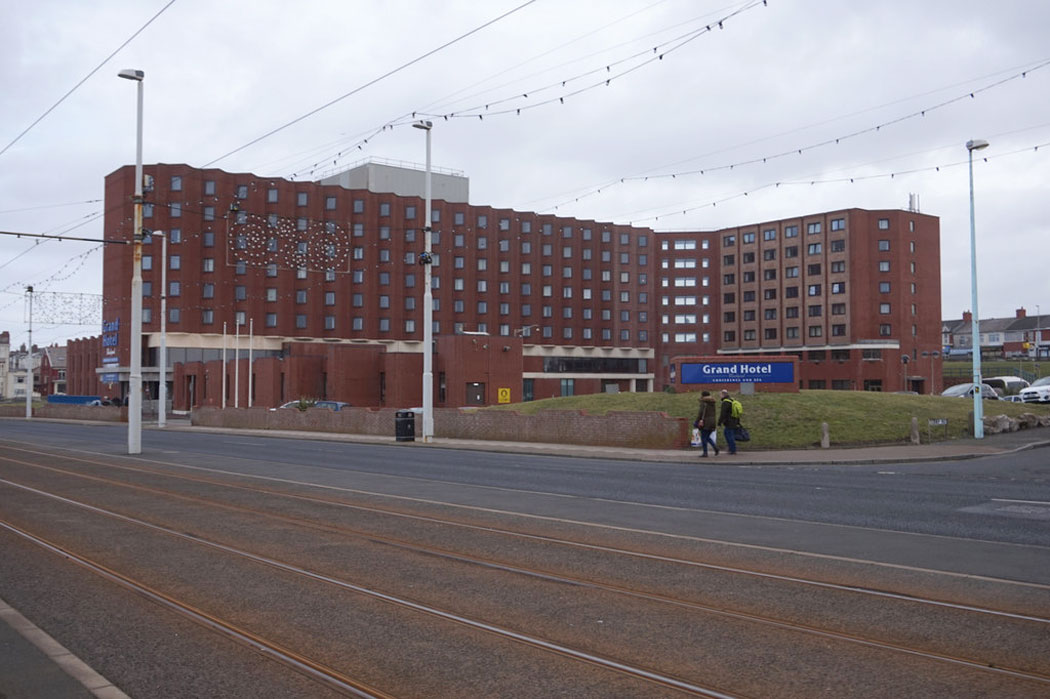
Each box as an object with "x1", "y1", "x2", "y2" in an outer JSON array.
[{"x1": 940, "y1": 382, "x2": 1001, "y2": 399}]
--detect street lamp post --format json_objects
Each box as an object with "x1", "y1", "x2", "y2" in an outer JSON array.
[
  {"x1": 413, "y1": 120, "x2": 434, "y2": 442},
  {"x1": 922, "y1": 350, "x2": 940, "y2": 394},
  {"x1": 25, "y1": 285, "x2": 33, "y2": 419},
  {"x1": 119, "y1": 68, "x2": 145, "y2": 454},
  {"x1": 154, "y1": 230, "x2": 167, "y2": 427},
  {"x1": 967, "y1": 138, "x2": 989, "y2": 439}
]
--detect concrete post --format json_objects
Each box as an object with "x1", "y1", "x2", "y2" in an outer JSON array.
[
  {"x1": 910, "y1": 416, "x2": 920, "y2": 444},
  {"x1": 821, "y1": 422, "x2": 830, "y2": 449}
]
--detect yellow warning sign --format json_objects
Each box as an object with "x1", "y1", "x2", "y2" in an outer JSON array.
[{"x1": 497, "y1": 387, "x2": 511, "y2": 404}]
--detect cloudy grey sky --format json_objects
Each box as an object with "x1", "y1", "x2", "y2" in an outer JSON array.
[{"x1": 2, "y1": 0, "x2": 1048, "y2": 350}]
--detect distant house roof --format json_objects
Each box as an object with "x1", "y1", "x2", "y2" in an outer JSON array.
[{"x1": 44, "y1": 346, "x2": 67, "y2": 368}]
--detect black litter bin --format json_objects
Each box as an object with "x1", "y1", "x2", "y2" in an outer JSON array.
[{"x1": 395, "y1": 410, "x2": 416, "y2": 442}]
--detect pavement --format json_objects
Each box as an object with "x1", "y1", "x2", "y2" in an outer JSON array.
[
  {"x1": 173, "y1": 421, "x2": 1050, "y2": 466},
  {"x1": 4, "y1": 419, "x2": 1050, "y2": 698}
]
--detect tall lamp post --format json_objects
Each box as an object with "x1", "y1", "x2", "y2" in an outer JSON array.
[
  {"x1": 413, "y1": 120, "x2": 434, "y2": 442},
  {"x1": 119, "y1": 68, "x2": 145, "y2": 454},
  {"x1": 25, "y1": 285, "x2": 33, "y2": 419},
  {"x1": 967, "y1": 138, "x2": 989, "y2": 439},
  {"x1": 154, "y1": 230, "x2": 167, "y2": 427}
]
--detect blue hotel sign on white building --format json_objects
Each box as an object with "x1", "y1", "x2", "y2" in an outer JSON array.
[{"x1": 681, "y1": 361, "x2": 795, "y2": 385}]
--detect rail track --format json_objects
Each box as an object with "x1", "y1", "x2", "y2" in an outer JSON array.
[{"x1": 2, "y1": 440, "x2": 1049, "y2": 697}]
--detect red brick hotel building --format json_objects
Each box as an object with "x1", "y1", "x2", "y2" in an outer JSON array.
[{"x1": 73, "y1": 161, "x2": 942, "y2": 408}]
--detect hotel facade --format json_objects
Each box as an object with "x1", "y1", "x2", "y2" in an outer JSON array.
[{"x1": 69, "y1": 161, "x2": 942, "y2": 408}]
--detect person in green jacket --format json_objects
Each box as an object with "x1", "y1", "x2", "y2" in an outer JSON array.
[{"x1": 717, "y1": 389, "x2": 740, "y2": 454}]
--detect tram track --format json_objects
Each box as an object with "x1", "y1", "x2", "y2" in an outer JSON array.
[
  {"x1": 0, "y1": 481, "x2": 734, "y2": 698},
  {"x1": 1, "y1": 446, "x2": 1050, "y2": 693},
  {"x1": 3, "y1": 443, "x2": 1048, "y2": 611}
]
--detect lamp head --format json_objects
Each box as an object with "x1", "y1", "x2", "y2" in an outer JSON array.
[
  {"x1": 118, "y1": 69, "x2": 145, "y2": 82},
  {"x1": 412, "y1": 120, "x2": 433, "y2": 131},
  {"x1": 966, "y1": 139, "x2": 989, "y2": 152}
]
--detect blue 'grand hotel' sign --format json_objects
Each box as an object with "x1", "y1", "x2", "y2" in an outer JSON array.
[{"x1": 680, "y1": 361, "x2": 795, "y2": 384}]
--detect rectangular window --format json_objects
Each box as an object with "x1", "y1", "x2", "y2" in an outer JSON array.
[
  {"x1": 808, "y1": 243, "x2": 822, "y2": 255},
  {"x1": 807, "y1": 222, "x2": 822, "y2": 234},
  {"x1": 831, "y1": 282, "x2": 845, "y2": 294}
]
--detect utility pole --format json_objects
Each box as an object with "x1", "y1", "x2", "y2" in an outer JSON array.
[{"x1": 25, "y1": 286, "x2": 33, "y2": 419}]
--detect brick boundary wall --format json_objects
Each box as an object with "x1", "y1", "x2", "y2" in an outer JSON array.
[
  {"x1": 0, "y1": 405, "x2": 125, "y2": 422},
  {"x1": 192, "y1": 406, "x2": 691, "y2": 450}
]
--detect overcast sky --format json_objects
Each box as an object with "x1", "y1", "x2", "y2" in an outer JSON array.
[{"x1": 2, "y1": 0, "x2": 1048, "y2": 351}]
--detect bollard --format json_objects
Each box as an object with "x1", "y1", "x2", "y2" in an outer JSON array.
[
  {"x1": 910, "y1": 416, "x2": 920, "y2": 444},
  {"x1": 821, "y1": 422, "x2": 830, "y2": 449}
]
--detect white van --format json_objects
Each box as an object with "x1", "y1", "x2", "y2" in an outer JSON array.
[{"x1": 983, "y1": 376, "x2": 1030, "y2": 396}]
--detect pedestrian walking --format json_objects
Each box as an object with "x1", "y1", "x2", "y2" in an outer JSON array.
[
  {"x1": 695, "y1": 391, "x2": 720, "y2": 457},
  {"x1": 717, "y1": 389, "x2": 742, "y2": 454}
]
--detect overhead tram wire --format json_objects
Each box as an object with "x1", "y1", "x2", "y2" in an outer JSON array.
[
  {"x1": 537, "y1": 56, "x2": 1050, "y2": 214},
  {"x1": 416, "y1": 0, "x2": 707, "y2": 115},
  {"x1": 204, "y1": 0, "x2": 538, "y2": 169},
  {"x1": 418, "y1": 0, "x2": 767, "y2": 120},
  {"x1": 612, "y1": 137, "x2": 1050, "y2": 226},
  {"x1": 283, "y1": 0, "x2": 768, "y2": 181},
  {"x1": 0, "y1": 199, "x2": 102, "y2": 215},
  {"x1": 0, "y1": 0, "x2": 177, "y2": 159},
  {"x1": 280, "y1": 0, "x2": 680, "y2": 179}
]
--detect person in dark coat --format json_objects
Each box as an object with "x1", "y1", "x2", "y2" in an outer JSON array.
[
  {"x1": 695, "y1": 391, "x2": 720, "y2": 457},
  {"x1": 717, "y1": 389, "x2": 739, "y2": 455}
]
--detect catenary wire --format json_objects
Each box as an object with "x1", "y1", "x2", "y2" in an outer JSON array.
[
  {"x1": 0, "y1": 1, "x2": 178, "y2": 159},
  {"x1": 203, "y1": 1, "x2": 539, "y2": 169}
]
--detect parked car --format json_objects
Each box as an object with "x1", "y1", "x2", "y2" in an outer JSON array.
[
  {"x1": 1001, "y1": 394, "x2": 1025, "y2": 403},
  {"x1": 272, "y1": 399, "x2": 351, "y2": 411},
  {"x1": 314, "y1": 400, "x2": 350, "y2": 411},
  {"x1": 1020, "y1": 376, "x2": 1050, "y2": 403},
  {"x1": 984, "y1": 376, "x2": 1030, "y2": 396},
  {"x1": 940, "y1": 382, "x2": 1001, "y2": 399}
]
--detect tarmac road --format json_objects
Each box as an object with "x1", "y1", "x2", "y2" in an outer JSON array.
[{"x1": 1, "y1": 418, "x2": 1048, "y2": 697}]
